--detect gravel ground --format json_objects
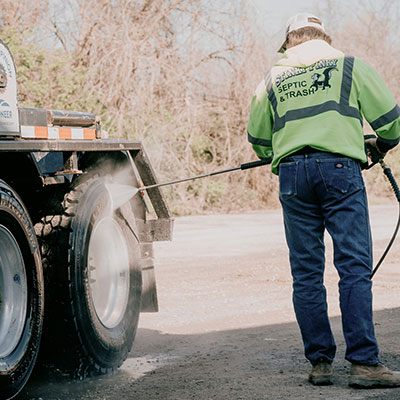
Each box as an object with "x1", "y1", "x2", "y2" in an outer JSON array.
[{"x1": 19, "y1": 205, "x2": 400, "y2": 400}]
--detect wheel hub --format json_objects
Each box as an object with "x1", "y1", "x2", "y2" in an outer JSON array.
[
  {"x1": 88, "y1": 217, "x2": 130, "y2": 329},
  {"x1": 0, "y1": 225, "x2": 28, "y2": 358}
]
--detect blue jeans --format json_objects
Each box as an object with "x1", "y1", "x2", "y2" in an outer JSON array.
[{"x1": 278, "y1": 151, "x2": 379, "y2": 366}]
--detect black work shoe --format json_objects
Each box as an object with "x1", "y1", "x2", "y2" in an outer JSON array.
[
  {"x1": 308, "y1": 360, "x2": 333, "y2": 386},
  {"x1": 349, "y1": 362, "x2": 400, "y2": 388}
]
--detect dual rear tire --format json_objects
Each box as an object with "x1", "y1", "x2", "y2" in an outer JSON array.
[
  {"x1": 0, "y1": 176, "x2": 142, "y2": 399},
  {"x1": 0, "y1": 181, "x2": 44, "y2": 400}
]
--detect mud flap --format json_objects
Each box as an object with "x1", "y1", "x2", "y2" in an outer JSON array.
[
  {"x1": 139, "y1": 244, "x2": 159, "y2": 312},
  {"x1": 118, "y1": 207, "x2": 160, "y2": 313}
]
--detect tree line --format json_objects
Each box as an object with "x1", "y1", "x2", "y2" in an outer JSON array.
[{"x1": 1, "y1": 0, "x2": 399, "y2": 214}]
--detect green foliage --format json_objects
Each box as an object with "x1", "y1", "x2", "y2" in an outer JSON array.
[
  {"x1": 1, "y1": 27, "x2": 99, "y2": 114},
  {"x1": 204, "y1": 180, "x2": 227, "y2": 206},
  {"x1": 192, "y1": 136, "x2": 214, "y2": 164}
]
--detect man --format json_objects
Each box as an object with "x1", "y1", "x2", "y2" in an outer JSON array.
[{"x1": 247, "y1": 12, "x2": 400, "y2": 388}]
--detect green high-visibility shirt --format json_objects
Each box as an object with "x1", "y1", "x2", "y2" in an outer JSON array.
[{"x1": 247, "y1": 40, "x2": 400, "y2": 174}]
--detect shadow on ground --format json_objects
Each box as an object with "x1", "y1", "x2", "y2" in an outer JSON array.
[{"x1": 18, "y1": 307, "x2": 400, "y2": 400}]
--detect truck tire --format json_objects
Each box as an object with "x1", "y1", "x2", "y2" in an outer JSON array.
[
  {"x1": 36, "y1": 177, "x2": 142, "y2": 378},
  {"x1": 0, "y1": 180, "x2": 44, "y2": 400}
]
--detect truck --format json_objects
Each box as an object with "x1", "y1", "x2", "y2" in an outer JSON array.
[{"x1": 0, "y1": 40, "x2": 173, "y2": 400}]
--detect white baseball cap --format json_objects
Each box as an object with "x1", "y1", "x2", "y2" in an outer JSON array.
[{"x1": 278, "y1": 13, "x2": 326, "y2": 53}]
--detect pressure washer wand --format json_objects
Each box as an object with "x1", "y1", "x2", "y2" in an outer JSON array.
[{"x1": 139, "y1": 159, "x2": 269, "y2": 191}]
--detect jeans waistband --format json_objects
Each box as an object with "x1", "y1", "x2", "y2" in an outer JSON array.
[{"x1": 280, "y1": 147, "x2": 329, "y2": 163}]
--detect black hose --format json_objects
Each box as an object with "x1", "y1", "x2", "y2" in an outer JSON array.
[
  {"x1": 381, "y1": 160, "x2": 400, "y2": 202},
  {"x1": 370, "y1": 160, "x2": 400, "y2": 279}
]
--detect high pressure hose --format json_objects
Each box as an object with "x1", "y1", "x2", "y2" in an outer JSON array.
[{"x1": 370, "y1": 159, "x2": 400, "y2": 279}]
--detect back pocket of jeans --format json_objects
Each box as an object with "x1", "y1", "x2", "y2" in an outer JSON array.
[
  {"x1": 279, "y1": 161, "x2": 298, "y2": 200},
  {"x1": 317, "y1": 158, "x2": 363, "y2": 194}
]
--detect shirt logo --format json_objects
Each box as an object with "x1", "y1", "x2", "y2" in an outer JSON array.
[
  {"x1": 310, "y1": 67, "x2": 338, "y2": 91},
  {"x1": 276, "y1": 59, "x2": 339, "y2": 102}
]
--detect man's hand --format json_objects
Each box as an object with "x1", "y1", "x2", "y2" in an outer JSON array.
[{"x1": 365, "y1": 137, "x2": 387, "y2": 164}]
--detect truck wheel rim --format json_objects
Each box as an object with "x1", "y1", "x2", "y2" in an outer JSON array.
[
  {"x1": 88, "y1": 216, "x2": 130, "y2": 329},
  {"x1": 0, "y1": 225, "x2": 28, "y2": 358}
]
